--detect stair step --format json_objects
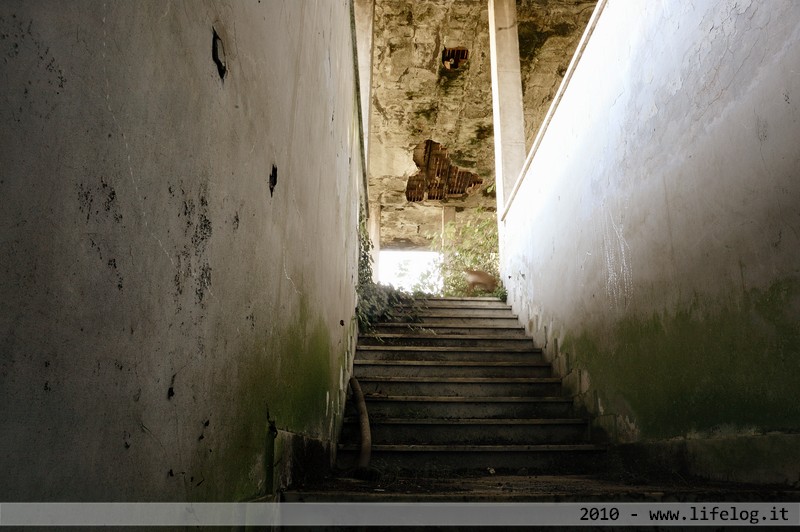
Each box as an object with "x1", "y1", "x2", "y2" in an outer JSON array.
[
  {"x1": 359, "y1": 377, "x2": 563, "y2": 397},
  {"x1": 343, "y1": 417, "x2": 587, "y2": 425},
  {"x1": 357, "y1": 346, "x2": 542, "y2": 363},
  {"x1": 400, "y1": 308, "x2": 518, "y2": 318},
  {"x1": 355, "y1": 396, "x2": 575, "y2": 419},
  {"x1": 341, "y1": 296, "x2": 596, "y2": 478},
  {"x1": 340, "y1": 418, "x2": 589, "y2": 445},
  {"x1": 357, "y1": 345, "x2": 541, "y2": 353},
  {"x1": 370, "y1": 324, "x2": 528, "y2": 336},
  {"x1": 354, "y1": 359, "x2": 552, "y2": 378},
  {"x1": 359, "y1": 333, "x2": 534, "y2": 348},
  {"x1": 374, "y1": 321, "x2": 525, "y2": 329},
  {"x1": 414, "y1": 297, "x2": 508, "y2": 306},
  {"x1": 340, "y1": 443, "x2": 602, "y2": 452},
  {"x1": 388, "y1": 308, "x2": 521, "y2": 320},
  {"x1": 336, "y1": 444, "x2": 605, "y2": 474}
]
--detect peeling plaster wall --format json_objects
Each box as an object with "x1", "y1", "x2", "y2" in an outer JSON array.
[
  {"x1": 0, "y1": 0, "x2": 361, "y2": 501},
  {"x1": 501, "y1": 0, "x2": 800, "y2": 476}
]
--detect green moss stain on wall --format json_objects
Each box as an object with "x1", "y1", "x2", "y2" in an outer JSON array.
[
  {"x1": 191, "y1": 296, "x2": 351, "y2": 501},
  {"x1": 266, "y1": 300, "x2": 335, "y2": 434},
  {"x1": 564, "y1": 279, "x2": 800, "y2": 439}
]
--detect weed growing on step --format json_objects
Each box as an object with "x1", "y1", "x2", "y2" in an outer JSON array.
[{"x1": 356, "y1": 221, "x2": 419, "y2": 330}]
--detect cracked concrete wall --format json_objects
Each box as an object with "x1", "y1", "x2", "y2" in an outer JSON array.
[
  {"x1": 501, "y1": 0, "x2": 800, "y2": 483},
  {"x1": 0, "y1": 0, "x2": 361, "y2": 501}
]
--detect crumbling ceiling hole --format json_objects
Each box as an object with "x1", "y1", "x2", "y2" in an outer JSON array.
[
  {"x1": 405, "y1": 140, "x2": 482, "y2": 202},
  {"x1": 442, "y1": 47, "x2": 469, "y2": 70}
]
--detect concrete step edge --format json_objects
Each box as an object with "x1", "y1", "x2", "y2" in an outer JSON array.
[
  {"x1": 280, "y1": 492, "x2": 604, "y2": 502},
  {"x1": 410, "y1": 297, "x2": 511, "y2": 308},
  {"x1": 363, "y1": 395, "x2": 573, "y2": 403},
  {"x1": 338, "y1": 444, "x2": 605, "y2": 452},
  {"x1": 416, "y1": 297, "x2": 504, "y2": 301},
  {"x1": 376, "y1": 323, "x2": 524, "y2": 329},
  {"x1": 355, "y1": 360, "x2": 550, "y2": 367},
  {"x1": 357, "y1": 345, "x2": 542, "y2": 353},
  {"x1": 342, "y1": 417, "x2": 587, "y2": 425},
  {"x1": 388, "y1": 307, "x2": 519, "y2": 316},
  {"x1": 406, "y1": 305, "x2": 510, "y2": 311},
  {"x1": 405, "y1": 311, "x2": 514, "y2": 316},
  {"x1": 359, "y1": 377, "x2": 561, "y2": 384},
  {"x1": 360, "y1": 333, "x2": 533, "y2": 340}
]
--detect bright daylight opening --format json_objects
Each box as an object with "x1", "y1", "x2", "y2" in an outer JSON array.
[{"x1": 378, "y1": 250, "x2": 442, "y2": 293}]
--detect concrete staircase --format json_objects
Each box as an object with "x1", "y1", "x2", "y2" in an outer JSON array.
[
  {"x1": 336, "y1": 296, "x2": 603, "y2": 475},
  {"x1": 279, "y1": 297, "x2": 800, "y2": 503}
]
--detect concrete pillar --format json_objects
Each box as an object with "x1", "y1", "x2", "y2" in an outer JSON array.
[
  {"x1": 368, "y1": 201, "x2": 381, "y2": 281},
  {"x1": 488, "y1": 0, "x2": 526, "y2": 211},
  {"x1": 354, "y1": 0, "x2": 375, "y2": 165},
  {"x1": 441, "y1": 205, "x2": 456, "y2": 249}
]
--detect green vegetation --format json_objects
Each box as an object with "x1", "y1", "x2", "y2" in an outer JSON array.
[
  {"x1": 356, "y1": 220, "x2": 418, "y2": 329},
  {"x1": 413, "y1": 208, "x2": 506, "y2": 299}
]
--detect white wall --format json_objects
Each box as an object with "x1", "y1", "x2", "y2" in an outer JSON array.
[
  {"x1": 501, "y1": 0, "x2": 800, "y2": 443},
  {"x1": 0, "y1": 0, "x2": 361, "y2": 501}
]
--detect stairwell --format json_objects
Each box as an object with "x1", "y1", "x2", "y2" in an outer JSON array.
[
  {"x1": 280, "y1": 297, "x2": 800, "y2": 503},
  {"x1": 279, "y1": 298, "x2": 800, "y2": 502}
]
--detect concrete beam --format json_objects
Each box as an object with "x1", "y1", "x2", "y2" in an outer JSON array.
[
  {"x1": 488, "y1": 0, "x2": 526, "y2": 211},
  {"x1": 441, "y1": 205, "x2": 456, "y2": 249},
  {"x1": 354, "y1": 0, "x2": 375, "y2": 166},
  {"x1": 368, "y1": 201, "x2": 381, "y2": 280}
]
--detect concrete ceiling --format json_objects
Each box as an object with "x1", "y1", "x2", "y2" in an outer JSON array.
[{"x1": 368, "y1": 0, "x2": 596, "y2": 250}]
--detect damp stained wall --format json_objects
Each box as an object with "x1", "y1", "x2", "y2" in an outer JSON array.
[
  {"x1": 501, "y1": 0, "x2": 800, "y2": 445},
  {"x1": 0, "y1": 0, "x2": 362, "y2": 501}
]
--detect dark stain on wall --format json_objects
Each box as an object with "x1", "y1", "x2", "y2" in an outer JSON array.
[
  {"x1": 269, "y1": 165, "x2": 277, "y2": 197},
  {"x1": 0, "y1": 14, "x2": 66, "y2": 122},
  {"x1": 78, "y1": 178, "x2": 122, "y2": 224},
  {"x1": 78, "y1": 177, "x2": 125, "y2": 290},
  {"x1": 171, "y1": 180, "x2": 214, "y2": 308},
  {"x1": 196, "y1": 262, "x2": 212, "y2": 304},
  {"x1": 167, "y1": 373, "x2": 176, "y2": 400},
  {"x1": 196, "y1": 419, "x2": 211, "y2": 444}
]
